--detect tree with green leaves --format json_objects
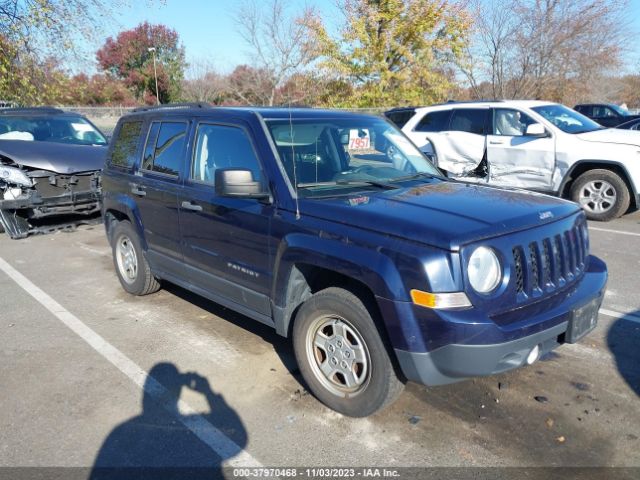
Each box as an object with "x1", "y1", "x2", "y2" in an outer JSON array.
[
  {"x1": 306, "y1": 0, "x2": 470, "y2": 107},
  {"x1": 96, "y1": 22, "x2": 187, "y2": 104}
]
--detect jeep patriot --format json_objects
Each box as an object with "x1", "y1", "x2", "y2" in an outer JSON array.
[{"x1": 101, "y1": 104, "x2": 607, "y2": 416}]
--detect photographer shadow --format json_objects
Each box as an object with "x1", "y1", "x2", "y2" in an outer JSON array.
[
  {"x1": 89, "y1": 362, "x2": 247, "y2": 479},
  {"x1": 607, "y1": 311, "x2": 640, "y2": 397}
]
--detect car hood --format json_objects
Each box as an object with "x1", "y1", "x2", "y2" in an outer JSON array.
[
  {"x1": 300, "y1": 181, "x2": 581, "y2": 251},
  {"x1": 576, "y1": 128, "x2": 640, "y2": 147},
  {"x1": 0, "y1": 140, "x2": 107, "y2": 174}
]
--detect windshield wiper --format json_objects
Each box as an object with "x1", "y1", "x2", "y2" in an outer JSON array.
[
  {"x1": 390, "y1": 172, "x2": 441, "y2": 182},
  {"x1": 335, "y1": 179, "x2": 400, "y2": 190},
  {"x1": 297, "y1": 180, "x2": 399, "y2": 190},
  {"x1": 572, "y1": 127, "x2": 605, "y2": 134}
]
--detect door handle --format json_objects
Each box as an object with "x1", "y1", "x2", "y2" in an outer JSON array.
[
  {"x1": 131, "y1": 185, "x2": 146, "y2": 196},
  {"x1": 489, "y1": 140, "x2": 505, "y2": 145},
  {"x1": 181, "y1": 200, "x2": 203, "y2": 212}
]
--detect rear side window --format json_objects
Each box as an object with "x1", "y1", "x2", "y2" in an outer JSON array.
[
  {"x1": 575, "y1": 105, "x2": 590, "y2": 115},
  {"x1": 191, "y1": 124, "x2": 262, "y2": 185},
  {"x1": 450, "y1": 109, "x2": 488, "y2": 135},
  {"x1": 142, "y1": 121, "x2": 187, "y2": 176},
  {"x1": 109, "y1": 121, "x2": 142, "y2": 168},
  {"x1": 414, "y1": 110, "x2": 451, "y2": 132}
]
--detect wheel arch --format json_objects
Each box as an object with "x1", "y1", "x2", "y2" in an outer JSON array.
[
  {"x1": 271, "y1": 235, "x2": 405, "y2": 340},
  {"x1": 102, "y1": 195, "x2": 147, "y2": 249},
  {"x1": 559, "y1": 160, "x2": 638, "y2": 209}
]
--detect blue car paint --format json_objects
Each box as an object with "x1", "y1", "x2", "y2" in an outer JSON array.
[{"x1": 102, "y1": 107, "x2": 607, "y2": 386}]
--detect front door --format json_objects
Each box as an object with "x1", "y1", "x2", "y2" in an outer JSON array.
[
  {"x1": 133, "y1": 120, "x2": 188, "y2": 276},
  {"x1": 178, "y1": 121, "x2": 273, "y2": 319},
  {"x1": 486, "y1": 108, "x2": 555, "y2": 191}
]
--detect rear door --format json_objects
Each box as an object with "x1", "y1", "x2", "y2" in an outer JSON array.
[
  {"x1": 486, "y1": 108, "x2": 555, "y2": 190},
  {"x1": 132, "y1": 120, "x2": 188, "y2": 276},
  {"x1": 426, "y1": 108, "x2": 488, "y2": 176},
  {"x1": 178, "y1": 120, "x2": 274, "y2": 320},
  {"x1": 404, "y1": 109, "x2": 451, "y2": 155}
]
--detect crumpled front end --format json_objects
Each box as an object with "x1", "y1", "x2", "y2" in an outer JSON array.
[{"x1": 0, "y1": 159, "x2": 101, "y2": 239}]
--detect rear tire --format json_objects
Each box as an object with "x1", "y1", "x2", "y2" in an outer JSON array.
[
  {"x1": 570, "y1": 169, "x2": 630, "y2": 221},
  {"x1": 111, "y1": 220, "x2": 160, "y2": 295},
  {"x1": 292, "y1": 287, "x2": 404, "y2": 417}
]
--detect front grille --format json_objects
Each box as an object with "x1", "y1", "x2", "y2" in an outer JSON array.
[
  {"x1": 513, "y1": 247, "x2": 524, "y2": 293},
  {"x1": 528, "y1": 242, "x2": 540, "y2": 291},
  {"x1": 512, "y1": 222, "x2": 587, "y2": 298},
  {"x1": 31, "y1": 172, "x2": 98, "y2": 199}
]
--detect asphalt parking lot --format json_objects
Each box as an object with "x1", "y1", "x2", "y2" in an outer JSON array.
[{"x1": 0, "y1": 210, "x2": 639, "y2": 476}]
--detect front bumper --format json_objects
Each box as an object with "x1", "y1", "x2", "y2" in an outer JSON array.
[
  {"x1": 0, "y1": 189, "x2": 101, "y2": 239},
  {"x1": 389, "y1": 255, "x2": 607, "y2": 386}
]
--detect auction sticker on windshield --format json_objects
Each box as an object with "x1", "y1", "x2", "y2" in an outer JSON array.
[{"x1": 348, "y1": 129, "x2": 371, "y2": 150}]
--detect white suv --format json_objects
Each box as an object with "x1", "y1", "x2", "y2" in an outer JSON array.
[{"x1": 387, "y1": 101, "x2": 640, "y2": 221}]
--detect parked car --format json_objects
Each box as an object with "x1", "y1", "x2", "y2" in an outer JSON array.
[
  {"x1": 574, "y1": 103, "x2": 640, "y2": 128},
  {"x1": 392, "y1": 100, "x2": 640, "y2": 221},
  {"x1": 0, "y1": 107, "x2": 108, "y2": 238},
  {"x1": 102, "y1": 104, "x2": 607, "y2": 417},
  {"x1": 617, "y1": 117, "x2": 640, "y2": 131}
]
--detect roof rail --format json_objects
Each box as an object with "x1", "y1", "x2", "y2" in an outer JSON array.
[
  {"x1": 131, "y1": 102, "x2": 212, "y2": 113},
  {"x1": 445, "y1": 99, "x2": 505, "y2": 104},
  {"x1": 0, "y1": 106, "x2": 66, "y2": 115}
]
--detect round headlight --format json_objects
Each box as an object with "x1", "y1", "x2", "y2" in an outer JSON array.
[{"x1": 468, "y1": 246, "x2": 502, "y2": 294}]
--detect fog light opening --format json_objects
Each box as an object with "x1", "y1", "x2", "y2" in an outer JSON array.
[{"x1": 526, "y1": 345, "x2": 541, "y2": 365}]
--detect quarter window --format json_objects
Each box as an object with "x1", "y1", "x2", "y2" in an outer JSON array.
[
  {"x1": 449, "y1": 109, "x2": 488, "y2": 135},
  {"x1": 192, "y1": 124, "x2": 262, "y2": 185},
  {"x1": 109, "y1": 121, "x2": 142, "y2": 168},
  {"x1": 386, "y1": 110, "x2": 415, "y2": 128}
]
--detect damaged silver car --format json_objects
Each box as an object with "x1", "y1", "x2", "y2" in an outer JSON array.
[
  {"x1": 391, "y1": 101, "x2": 640, "y2": 222},
  {"x1": 0, "y1": 107, "x2": 107, "y2": 238}
]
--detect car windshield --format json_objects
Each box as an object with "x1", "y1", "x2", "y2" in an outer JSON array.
[
  {"x1": 266, "y1": 117, "x2": 442, "y2": 197},
  {"x1": 532, "y1": 104, "x2": 603, "y2": 134},
  {"x1": 0, "y1": 115, "x2": 108, "y2": 145}
]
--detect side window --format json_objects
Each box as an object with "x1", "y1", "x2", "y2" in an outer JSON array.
[
  {"x1": 414, "y1": 110, "x2": 451, "y2": 132},
  {"x1": 493, "y1": 109, "x2": 536, "y2": 136},
  {"x1": 386, "y1": 110, "x2": 415, "y2": 128},
  {"x1": 191, "y1": 124, "x2": 262, "y2": 185},
  {"x1": 449, "y1": 109, "x2": 488, "y2": 135},
  {"x1": 109, "y1": 121, "x2": 142, "y2": 168},
  {"x1": 141, "y1": 121, "x2": 187, "y2": 176},
  {"x1": 593, "y1": 106, "x2": 616, "y2": 118}
]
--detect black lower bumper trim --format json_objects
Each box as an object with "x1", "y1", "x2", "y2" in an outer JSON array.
[{"x1": 395, "y1": 322, "x2": 569, "y2": 386}]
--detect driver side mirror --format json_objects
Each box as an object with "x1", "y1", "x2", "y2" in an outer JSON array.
[
  {"x1": 525, "y1": 123, "x2": 549, "y2": 137},
  {"x1": 214, "y1": 168, "x2": 270, "y2": 201}
]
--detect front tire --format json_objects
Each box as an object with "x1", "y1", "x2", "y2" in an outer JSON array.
[
  {"x1": 111, "y1": 220, "x2": 160, "y2": 295},
  {"x1": 570, "y1": 169, "x2": 630, "y2": 221},
  {"x1": 292, "y1": 287, "x2": 404, "y2": 417}
]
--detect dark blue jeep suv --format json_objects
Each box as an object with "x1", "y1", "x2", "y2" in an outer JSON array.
[{"x1": 102, "y1": 104, "x2": 607, "y2": 416}]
